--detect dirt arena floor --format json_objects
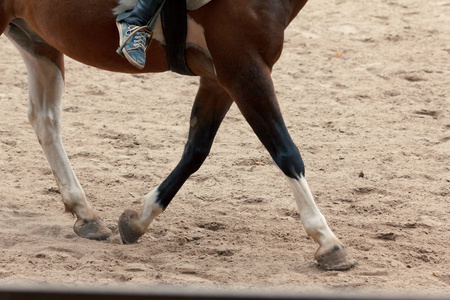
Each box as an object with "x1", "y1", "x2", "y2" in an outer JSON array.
[{"x1": 0, "y1": 0, "x2": 449, "y2": 296}]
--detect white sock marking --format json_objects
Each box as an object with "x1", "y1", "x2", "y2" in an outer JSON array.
[
  {"x1": 7, "y1": 36, "x2": 96, "y2": 219},
  {"x1": 286, "y1": 176, "x2": 339, "y2": 247},
  {"x1": 139, "y1": 186, "x2": 163, "y2": 229}
]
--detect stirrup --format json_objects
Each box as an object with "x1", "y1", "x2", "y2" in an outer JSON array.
[{"x1": 117, "y1": 24, "x2": 154, "y2": 55}]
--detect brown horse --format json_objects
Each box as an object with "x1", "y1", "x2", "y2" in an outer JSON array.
[{"x1": 0, "y1": 0, "x2": 356, "y2": 270}]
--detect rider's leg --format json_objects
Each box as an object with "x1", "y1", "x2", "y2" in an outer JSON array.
[
  {"x1": 116, "y1": 0, "x2": 165, "y2": 27},
  {"x1": 116, "y1": 0, "x2": 165, "y2": 69}
]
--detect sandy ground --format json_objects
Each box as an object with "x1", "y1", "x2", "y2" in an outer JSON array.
[{"x1": 0, "y1": 0, "x2": 449, "y2": 296}]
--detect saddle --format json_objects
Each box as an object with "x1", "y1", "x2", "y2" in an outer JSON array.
[{"x1": 161, "y1": 0, "x2": 211, "y2": 76}]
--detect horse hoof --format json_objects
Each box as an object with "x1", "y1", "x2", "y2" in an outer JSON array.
[
  {"x1": 73, "y1": 219, "x2": 112, "y2": 240},
  {"x1": 315, "y1": 244, "x2": 357, "y2": 271},
  {"x1": 118, "y1": 209, "x2": 145, "y2": 244}
]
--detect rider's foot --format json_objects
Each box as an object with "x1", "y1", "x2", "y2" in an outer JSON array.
[{"x1": 116, "y1": 22, "x2": 152, "y2": 70}]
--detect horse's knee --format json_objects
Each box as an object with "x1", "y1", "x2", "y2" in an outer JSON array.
[
  {"x1": 28, "y1": 105, "x2": 61, "y2": 145},
  {"x1": 273, "y1": 147, "x2": 305, "y2": 179}
]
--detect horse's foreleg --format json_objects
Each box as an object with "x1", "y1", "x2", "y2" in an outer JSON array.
[
  {"x1": 6, "y1": 24, "x2": 111, "y2": 240},
  {"x1": 119, "y1": 77, "x2": 233, "y2": 244},
  {"x1": 213, "y1": 54, "x2": 356, "y2": 269}
]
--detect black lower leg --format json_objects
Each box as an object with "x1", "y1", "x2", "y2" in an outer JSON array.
[
  {"x1": 222, "y1": 61, "x2": 305, "y2": 179},
  {"x1": 257, "y1": 120, "x2": 305, "y2": 179},
  {"x1": 116, "y1": 0, "x2": 165, "y2": 28},
  {"x1": 155, "y1": 78, "x2": 233, "y2": 209}
]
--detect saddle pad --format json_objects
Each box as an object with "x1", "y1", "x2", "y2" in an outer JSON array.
[{"x1": 186, "y1": 0, "x2": 212, "y2": 10}]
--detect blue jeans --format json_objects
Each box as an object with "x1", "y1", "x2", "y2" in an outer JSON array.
[{"x1": 116, "y1": 0, "x2": 165, "y2": 28}]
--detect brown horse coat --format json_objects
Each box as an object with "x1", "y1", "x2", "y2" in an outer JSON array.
[{"x1": 0, "y1": 0, "x2": 355, "y2": 270}]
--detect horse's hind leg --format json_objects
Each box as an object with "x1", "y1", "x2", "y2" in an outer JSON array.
[
  {"x1": 5, "y1": 22, "x2": 111, "y2": 240},
  {"x1": 201, "y1": 11, "x2": 356, "y2": 269},
  {"x1": 225, "y1": 64, "x2": 355, "y2": 269},
  {"x1": 118, "y1": 77, "x2": 233, "y2": 243}
]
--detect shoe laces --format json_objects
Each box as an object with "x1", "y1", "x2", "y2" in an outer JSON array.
[{"x1": 126, "y1": 25, "x2": 150, "y2": 50}]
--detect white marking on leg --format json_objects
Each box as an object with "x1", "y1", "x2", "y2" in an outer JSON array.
[
  {"x1": 8, "y1": 37, "x2": 96, "y2": 220},
  {"x1": 138, "y1": 186, "x2": 163, "y2": 229},
  {"x1": 286, "y1": 176, "x2": 340, "y2": 248}
]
